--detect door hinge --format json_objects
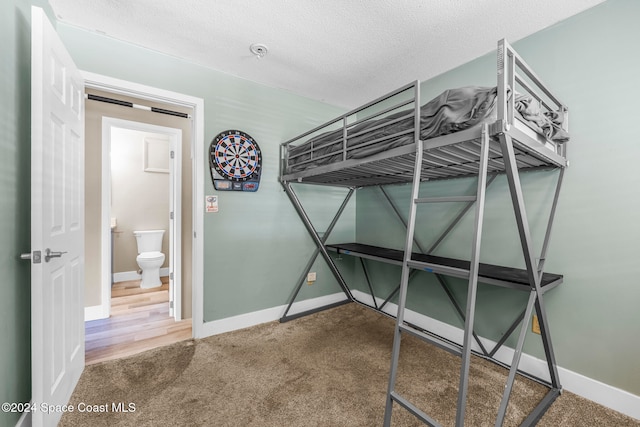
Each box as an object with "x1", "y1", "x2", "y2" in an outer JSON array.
[
  {"x1": 170, "y1": 150, "x2": 175, "y2": 159},
  {"x1": 170, "y1": 301, "x2": 174, "y2": 309},
  {"x1": 170, "y1": 272, "x2": 174, "y2": 280},
  {"x1": 170, "y1": 211, "x2": 174, "y2": 220}
]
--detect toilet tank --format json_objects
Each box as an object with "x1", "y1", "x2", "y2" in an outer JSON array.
[{"x1": 133, "y1": 230, "x2": 165, "y2": 253}]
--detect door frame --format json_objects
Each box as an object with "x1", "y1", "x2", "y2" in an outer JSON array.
[
  {"x1": 83, "y1": 71, "x2": 205, "y2": 337},
  {"x1": 102, "y1": 118, "x2": 182, "y2": 320}
]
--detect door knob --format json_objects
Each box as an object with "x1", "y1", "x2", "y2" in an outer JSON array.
[{"x1": 45, "y1": 248, "x2": 67, "y2": 262}]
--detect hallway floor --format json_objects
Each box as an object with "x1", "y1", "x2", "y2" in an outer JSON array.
[{"x1": 84, "y1": 278, "x2": 192, "y2": 365}]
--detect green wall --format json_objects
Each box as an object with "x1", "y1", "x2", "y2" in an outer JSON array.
[
  {"x1": 0, "y1": 2, "x2": 44, "y2": 426},
  {"x1": 355, "y1": 0, "x2": 640, "y2": 396},
  {"x1": 54, "y1": 23, "x2": 355, "y2": 322}
]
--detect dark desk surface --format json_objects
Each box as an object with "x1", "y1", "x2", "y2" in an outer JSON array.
[{"x1": 326, "y1": 242, "x2": 563, "y2": 288}]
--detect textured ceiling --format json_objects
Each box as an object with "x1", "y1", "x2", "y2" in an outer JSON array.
[{"x1": 48, "y1": 0, "x2": 605, "y2": 108}]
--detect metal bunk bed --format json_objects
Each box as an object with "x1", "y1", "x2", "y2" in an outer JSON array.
[{"x1": 278, "y1": 39, "x2": 569, "y2": 426}]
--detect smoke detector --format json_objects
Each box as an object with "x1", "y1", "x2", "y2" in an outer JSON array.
[{"x1": 250, "y1": 43, "x2": 268, "y2": 59}]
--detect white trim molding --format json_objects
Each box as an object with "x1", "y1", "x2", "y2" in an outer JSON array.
[
  {"x1": 112, "y1": 268, "x2": 170, "y2": 283},
  {"x1": 84, "y1": 304, "x2": 109, "y2": 322},
  {"x1": 198, "y1": 292, "x2": 348, "y2": 337},
  {"x1": 558, "y1": 367, "x2": 640, "y2": 421}
]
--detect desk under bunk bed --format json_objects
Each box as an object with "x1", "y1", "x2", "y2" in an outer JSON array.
[{"x1": 278, "y1": 39, "x2": 569, "y2": 427}]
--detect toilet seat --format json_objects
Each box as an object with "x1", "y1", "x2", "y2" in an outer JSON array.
[{"x1": 137, "y1": 251, "x2": 164, "y2": 262}]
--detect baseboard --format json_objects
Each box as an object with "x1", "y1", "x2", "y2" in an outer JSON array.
[
  {"x1": 197, "y1": 292, "x2": 347, "y2": 338},
  {"x1": 557, "y1": 366, "x2": 640, "y2": 421},
  {"x1": 14, "y1": 402, "x2": 31, "y2": 427},
  {"x1": 113, "y1": 268, "x2": 170, "y2": 283},
  {"x1": 84, "y1": 304, "x2": 109, "y2": 321},
  {"x1": 350, "y1": 290, "x2": 640, "y2": 421}
]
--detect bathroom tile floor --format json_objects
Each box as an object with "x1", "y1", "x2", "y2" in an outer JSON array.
[{"x1": 84, "y1": 278, "x2": 192, "y2": 365}]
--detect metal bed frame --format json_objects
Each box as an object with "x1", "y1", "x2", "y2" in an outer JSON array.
[{"x1": 278, "y1": 39, "x2": 568, "y2": 427}]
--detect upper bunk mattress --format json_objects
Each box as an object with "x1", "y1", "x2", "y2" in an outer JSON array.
[{"x1": 286, "y1": 86, "x2": 569, "y2": 174}]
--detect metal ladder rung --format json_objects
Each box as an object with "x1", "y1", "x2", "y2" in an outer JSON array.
[
  {"x1": 414, "y1": 196, "x2": 477, "y2": 204},
  {"x1": 399, "y1": 324, "x2": 462, "y2": 356},
  {"x1": 390, "y1": 391, "x2": 442, "y2": 427}
]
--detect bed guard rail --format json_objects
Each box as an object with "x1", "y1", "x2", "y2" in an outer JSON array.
[
  {"x1": 497, "y1": 38, "x2": 569, "y2": 159},
  {"x1": 279, "y1": 80, "x2": 421, "y2": 180}
]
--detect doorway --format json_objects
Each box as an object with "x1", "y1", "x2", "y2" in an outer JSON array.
[
  {"x1": 80, "y1": 75, "x2": 205, "y2": 362},
  {"x1": 83, "y1": 87, "x2": 193, "y2": 319},
  {"x1": 85, "y1": 98, "x2": 191, "y2": 364},
  {"x1": 104, "y1": 119, "x2": 182, "y2": 319}
]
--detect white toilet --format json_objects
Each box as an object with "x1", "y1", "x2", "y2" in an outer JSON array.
[{"x1": 133, "y1": 230, "x2": 165, "y2": 289}]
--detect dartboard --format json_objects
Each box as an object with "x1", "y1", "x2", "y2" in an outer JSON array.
[{"x1": 209, "y1": 130, "x2": 262, "y2": 192}]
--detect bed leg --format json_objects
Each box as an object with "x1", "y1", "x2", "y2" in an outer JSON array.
[{"x1": 280, "y1": 182, "x2": 355, "y2": 321}]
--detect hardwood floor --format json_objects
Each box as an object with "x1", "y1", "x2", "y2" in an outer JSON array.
[{"x1": 85, "y1": 278, "x2": 192, "y2": 365}]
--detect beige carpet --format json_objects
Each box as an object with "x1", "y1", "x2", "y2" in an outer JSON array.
[{"x1": 60, "y1": 303, "x2": 638, "y2": 426}]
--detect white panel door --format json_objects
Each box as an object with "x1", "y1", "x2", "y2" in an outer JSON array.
[{"x1": 30, "y1": 6, "x2": 85, "y2": 426}]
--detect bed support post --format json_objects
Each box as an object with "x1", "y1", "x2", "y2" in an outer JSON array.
[
  {"x1": 280, "y1": 183, "x2": 355, "y2": 322},
  {"x1": 496, "y1": 132, "x2": 563, "y2": 421},
  {"x1": 499, "y1": 132, "x2": 561, "y2": 385}
]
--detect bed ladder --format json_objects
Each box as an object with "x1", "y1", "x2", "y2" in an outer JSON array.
[
  {"x1": 383, "y1": 124, "x2": 492, "y2": 427},
  {"x1": 383, "y1": 123, "x2": 563, "y2": 426}
]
